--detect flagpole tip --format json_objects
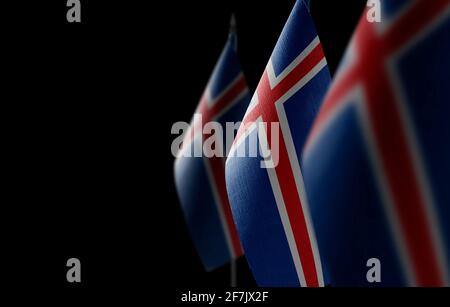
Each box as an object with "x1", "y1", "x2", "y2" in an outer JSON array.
[{"x1": 230, "y1": 13, "x2": 237, "y2": 33}]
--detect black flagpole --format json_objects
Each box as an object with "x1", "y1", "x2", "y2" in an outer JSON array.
[{"x1": 229, "y1": 12, "x2": 238, "y2": 288}]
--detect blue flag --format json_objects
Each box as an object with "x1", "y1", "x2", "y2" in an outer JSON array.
[
  {"x1": 226, "y1": 0, "x2": 331, "y2": 286},
  {"x1": 174, "y1": 27, "x2": 250, "y2": 271},
  {"x1": 303, "y1": 0, "x2": 450, "y2": 286}
]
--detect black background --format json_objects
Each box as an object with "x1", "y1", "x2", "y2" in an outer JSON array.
[{"x1": 8, "y1": 0, "x2": 443, "y2": 303}]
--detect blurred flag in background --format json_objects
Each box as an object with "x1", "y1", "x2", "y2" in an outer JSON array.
[{"x1": 174, "y1": 19, "x2": 250, "y2": 271}]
